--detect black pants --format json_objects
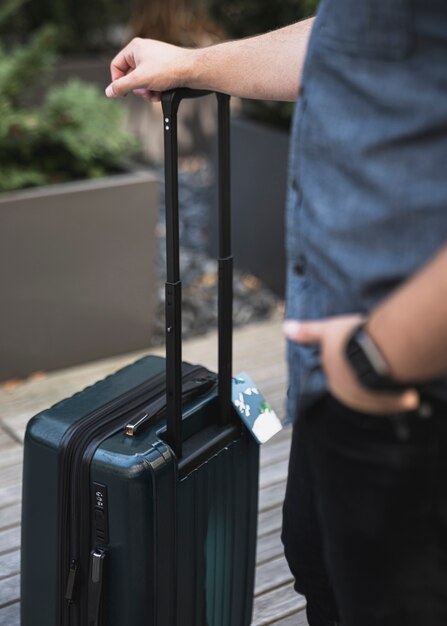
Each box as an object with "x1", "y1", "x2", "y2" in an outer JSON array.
[{"x1": 281, "y1": 393, "x2": 447, "y2": 626}]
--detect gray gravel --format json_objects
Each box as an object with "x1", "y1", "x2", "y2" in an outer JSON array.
[{"x1": 149, "y1": 158, "x2": 280, "y2": 347}]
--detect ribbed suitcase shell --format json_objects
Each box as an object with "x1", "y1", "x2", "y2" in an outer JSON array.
[{"x1": 21, "y1": 355, "x2": 259, "y2": 626}]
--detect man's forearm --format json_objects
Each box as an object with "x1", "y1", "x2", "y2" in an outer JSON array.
[
  {"x1": 367, "y1": 244, "x2": 447, "y2": 382},
  {"x1": 191, "y1": 19, "x2": 315, "y2": 101},
  {"x1": 106, "y1": 19, "x2": 314, "y2": 101}
]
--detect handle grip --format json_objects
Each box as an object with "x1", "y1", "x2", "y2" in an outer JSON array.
[
  {"x1": 162, "y1": 87, "x2": 213, "y2": 104},
  {"x1": 161, "y1": 89, "x2": 232, "y2": 459}
]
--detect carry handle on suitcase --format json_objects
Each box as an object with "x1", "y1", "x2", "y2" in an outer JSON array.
[{"x1": 161, "y1": 89, "x2": 233, "y2": 459}]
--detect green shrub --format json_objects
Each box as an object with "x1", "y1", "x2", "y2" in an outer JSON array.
[
  {"x1": 11, "y1": 0, "x2": 129, "y2": 53},
  {"x1": 0, "y1": 0, "x2": 137, "y2": 193}
]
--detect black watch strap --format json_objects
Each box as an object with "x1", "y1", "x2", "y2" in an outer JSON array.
[{"x1": 345, "y1": 324, "x2": 410, "y2": 391}]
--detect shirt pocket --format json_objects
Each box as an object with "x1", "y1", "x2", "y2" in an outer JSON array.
[{"x1": 317, "y1": 0, "x2": 415, "y2": 61}]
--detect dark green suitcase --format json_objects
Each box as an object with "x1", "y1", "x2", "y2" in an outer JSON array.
[{"x1": 20, "y1": 90, "x2": 260, "y2": 626}]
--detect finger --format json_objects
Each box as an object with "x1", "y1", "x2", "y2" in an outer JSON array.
[
  {"x1": 333, "y1": 387, "x2": 420, "y2": 415},
  {"x1": 110, "y1": 40, "x2": 138, "y2": 81},
  {"x1": 133, "y1": 88, "x2": 161, "y2": 102},
  {"x1": 148, "y1": 90, "x2": 161, "y2": 102},
  {"x1": 371, "y1": 389, "x2": 420, "y2": 413},
  {"x1": 133, "y1": 88, "x2": 149, "y2": 96},
  {"x1": 283, "y1": 319, "x2": 326, "y2": 344},
  {"x1": 133, "y1": 88, "x2": 161, "y2": 103},
  {"x1": 400, "y1": 389, "x2": 420, "y2": 410},
  {"x1": 105, "y1": 69, "x2": 145, "y2": 98}
]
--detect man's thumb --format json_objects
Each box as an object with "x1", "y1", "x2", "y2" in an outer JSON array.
[
  {"x1": 283, "y1": 320, "x2": 325, "y2": 344},
  {"x1": 105, "y1": 70, "x2": 144, "y2": 98}
]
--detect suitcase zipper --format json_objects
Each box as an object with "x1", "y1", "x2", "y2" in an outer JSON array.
[
  {"x1": 57, "y1": 370, "x2": 167, "y2": 625},
  {"x1": 123, "y1": 373, "x2": 216, "y2": 437},
  {"x1": 57, "y1": 364, "x2": 216, "y2": 626},
  {"x1": 87, "y1": 549, "x2": 107, "y2": 626}
]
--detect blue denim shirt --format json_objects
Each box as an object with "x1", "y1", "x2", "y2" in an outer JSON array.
[{"x1": 286, "y1": 0, "x2": 447, "y2": 422}]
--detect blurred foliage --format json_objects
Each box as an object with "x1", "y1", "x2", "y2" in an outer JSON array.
[
  {"x1": 0, "y1": 0, "x2": 137, "y2": 193},
  {"x1": 14, "y1": 0, "x2": 222, "y2": 52},
  {"x1": 207, "y1": 0, "x2": 319, "y2": 129},
  {"x1": 10, "y1": 0, "x2": 130, "y2": 53},
  {"x1": 130, "y1": 0, "x2": 223, "y2": 47}
]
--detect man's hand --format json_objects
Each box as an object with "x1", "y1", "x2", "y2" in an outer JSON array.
[
  {"x1": 106, "y1": 38, "x2": 196, "y2": 100},
  {"x1": 284, "y1": 316, "x2": 420, "y2": 415}
]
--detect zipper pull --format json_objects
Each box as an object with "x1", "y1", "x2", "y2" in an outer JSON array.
[
  {"x1": 124, "y1": 375, "x2": 216, "y2": 438},
  {"x1": 65, "y1": 559, "x2": 79, "y2": 603},
  {"x1": 87, "y1": 549, "x2": 107, "y2": 626},
  {"x1": 124, "y1": 397, "x2": 165, "y2": 437},
  {"x1": 124, "y1": 409, "x2": 150, "y2": 437}
]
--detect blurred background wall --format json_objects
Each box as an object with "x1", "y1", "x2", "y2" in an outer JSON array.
[{"x1": 0, "y1": 0, "x2": 317, "y2": 381}]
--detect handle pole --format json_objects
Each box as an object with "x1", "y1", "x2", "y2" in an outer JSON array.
[
  {"x1": 162, "y1": 92, "x2": 183, "y2": 459},
  {"x1": 217, "y1": 93, "x2": 233, "y2": 426},
  {"x1": 161, "y1": 89, "x2": 233, "y2": 458}
]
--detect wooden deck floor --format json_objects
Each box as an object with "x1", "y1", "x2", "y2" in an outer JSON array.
[{"x1": 0, "y1": 318, "x2": 308, "y2": 626}]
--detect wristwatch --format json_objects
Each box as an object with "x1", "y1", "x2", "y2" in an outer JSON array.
[{"x1": 345, "y1": 323, "x2": 410, "y2": 391}]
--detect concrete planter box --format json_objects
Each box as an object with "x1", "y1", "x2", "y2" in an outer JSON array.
[
  {"x1": 0, "y1": 170, "x2": 158, "y2": 381},
  {"x1": 211, "y1": 116, "x2": 290, "y2": 297}
]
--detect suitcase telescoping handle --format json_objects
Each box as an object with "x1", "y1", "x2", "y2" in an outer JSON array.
[{"x1": 161, "y1": 88, "x2": 233, "y2": 459}]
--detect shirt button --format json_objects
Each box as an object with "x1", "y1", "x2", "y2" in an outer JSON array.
[{"x1": 294, "y1": 261, "x2": 306, "y2": 275}]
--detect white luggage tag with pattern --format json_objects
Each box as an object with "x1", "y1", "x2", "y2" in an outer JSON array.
[{"x1": 232, "y1": 372, "x2": 282, "y2": 444}]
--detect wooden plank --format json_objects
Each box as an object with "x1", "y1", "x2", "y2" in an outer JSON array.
[
  {"x1": 233, "y1": 362, "x2": 285, "y2": 383},
  {"x1": 0, "y1": 466, "x2": 22, "y2": 490},
  {"x1": 0, "y1": 602, "x2": 19, "y2": 626},
  {"x1": 0, "y1": 431, "x2": 18, "y2": 451},
  {"x1": 259, "y1": 458, "x2": 288, "y2": 490},
  {"x1": 238, "y1": 361, "x2": 286, "y2": 383},
  {"x1": 256, "y1": 529, "x2": 284, "y2": 565},
  {"x1": 255, "y1": 556, "x2": 294, "y2": 597},
  {"x1": 0, "y1": 484, "x2": 22, "y2": 510},
  {"x1": 0, "y1": 527, "x2": 20, "y2": 555},
  {"x1": 271, "y1": 610, "x2": 309, "y2": 626},
  {"x1": 0, "y1": 369, "x2": 140, "y2": 443},
  {"x1": 180, "y1": 320, "x2": 283, "y2": 363},
  {"x1": 258, "y1": 506, "x2": 282, "y2": 538},
  {"x1": 260, "y1": 430, "x2": 291, "y2": 468},
  {"x1": 0, "y1": 505, "x2": 21, "y2": 531},
  {"x1": 0, "y1": 447, "x2": 23, "y2": 471},
  {"x1": 252, "y1": 583, "x2": 306, "y2": 626},
  {"x1": 0, "y1": 550, "x2": 20, "y2": 580},
  {"x1": 0, "y1": 417, "x2": 29, "y2": 445},
  {"x1": 187, "y1": 322, "x2": 283, "y2": 363},
  {"x1": 0, "y1": 573, "x2": 20, "y2": 607},
  {"x1": 259, "y1": 481, "x2": 287, "y2": 513}
]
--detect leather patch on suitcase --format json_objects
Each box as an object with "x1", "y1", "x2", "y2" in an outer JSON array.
[{"x1": 232, "y1": 372, "x2": 282, "y2": 444}]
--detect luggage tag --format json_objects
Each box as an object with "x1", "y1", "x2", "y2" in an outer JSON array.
[{"x1": 232, "y1": 372, "x2": 282, "y2": 444}]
